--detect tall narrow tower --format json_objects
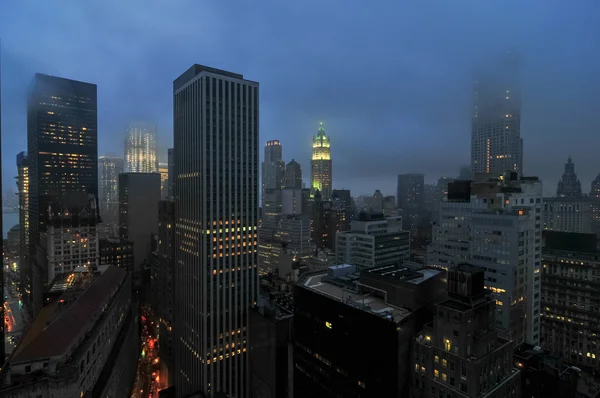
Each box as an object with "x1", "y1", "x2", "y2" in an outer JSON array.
[
  {"x1": 173, "y1": 65, "x2": 259, "y2": 398},
  {"x1": 311, "y1": 122, "x2": 332, "y2": 199},
  {"x1": 471, "y1": 50, "x2": 523, "y2": 176}
]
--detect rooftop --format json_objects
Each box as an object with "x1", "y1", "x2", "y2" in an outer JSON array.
[
  {"x1": 11, "y1": 266, "x2": 127, "y2": 364},
  {"x1": 301, "y1": 272, "x2": 412, "y2": 323}
]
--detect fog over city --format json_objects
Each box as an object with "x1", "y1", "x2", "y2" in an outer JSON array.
[{"x1": 1, "y1": 0, "x2": 600, "y2": 194}]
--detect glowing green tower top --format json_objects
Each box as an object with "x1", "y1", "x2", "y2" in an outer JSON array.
[{"x1": 311, "y1": 122, "x2": 332, "y2": 198}]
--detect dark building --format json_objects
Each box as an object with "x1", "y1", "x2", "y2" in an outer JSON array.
[
  {"x1": 310, "y1": 191, "x2": 347, "y2": 251},
  {"x1": 27, "y1": 74, "x2": 98, "y2": 315},
  {"x1": 513, "y1": 344, "x2": 580, "y2": 398},
  {"x1": 541, "y1": 231, "x2": 600, "y2": 368},
  {"x1": 249, "y1": 293, "x2": 293, "y2": 398},
  {"x1": 284, "y1": 159, "x2": 302, "y2": 189},
  {"x1": 16, "y1": 151, "x2": 30, "y2": 313},
  {"x1": 397, "y1": 173, "x2": 424, "y2": 210},
  {"x1": 0, "y1": 40, "x2": 4, "y2": 367},
  {"x1": 294, "y1": 264, "x2": 445, "y2": 398},
  {"x1": 556, "y1": 157, "x2": 582, "y2": 198},
  {"x1": 168, "y1": 148, "x2": 174, "y2": 198},
  {"x1": 411, "y1": 265, "x2": 520, "y2": 398},
  {"x1": 152, "y1": 200, "x2": 176, "y2": 387},
  {"x1": 99, "y1": 237, "x2": 134, "y2": 271},
  {"x1": 118, "y1": 172, "x2": 160, "y2": 282}
]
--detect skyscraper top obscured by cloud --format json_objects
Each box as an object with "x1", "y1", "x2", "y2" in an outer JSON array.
[{"x1": 124, "y1": 121, "x2": 158, "y2": 173}]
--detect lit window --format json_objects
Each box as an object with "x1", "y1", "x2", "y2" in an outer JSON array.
[
  {"x1": 325, "y1": 321, "x2": 333, "y2": 329},
  {"x1": 434, "y1": 355, "x2": 439, "y2": 363},
  {"x1": 442, "y1": 359, "x2": 447, "y2": 368},
  {"x1": 444, "y1": 339, "x2": 451, "y2": 352},
  {"x1": 434, "y1": 369, "x2": 439, "y2": 379},
  {"x1": 442, "y1": 373, "x2": 447, "y2": 382}
]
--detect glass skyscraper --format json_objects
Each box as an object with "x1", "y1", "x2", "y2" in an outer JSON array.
[{"x1": 124, "y1": 121, "x2": 158, "y2": 173}]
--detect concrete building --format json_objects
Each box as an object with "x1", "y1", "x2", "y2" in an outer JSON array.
[
  {"x1": 284, "y1": 159, "x2": 302, "y2": 189},
  {"x1": 556, "y1": 157, "x2": 582, "y2": 198},
  {"x1": 310, "y1": 123, "x2": 332, "y2": 199},
  {"x1": 336, "y1": 215, "x2": 409, "y2": 270},
  {"x1": 0, "y1": 266, "x2": 138, "y2": 397},
  {"x1": 471, "y1": 50, "x2": 523, "y2": 176},
  {"x1": 540, "y1": 231, "x2": 600, "y2": 369},
  {"x1": 99, "y1": 237, "x2": 134, "y2": 271},
  {"x1": 294, "y1": 264, "x2": 446, "y2": 397},
  {"x1": 543, "y1": 197, "x2": 592, "y2": 233},
  {"x1": 118, "y1": 172, "x2": 161, "y2": 279},
  {"x1": 397, "y1": 173, "x2": 424, "y2": 210},
  {"x1": 173, "y1": 64, "x2": 258, "y2": 397},
  {"x1": 98, "y1": 155, "x2": 123, "y2": 235},
  {"x1": 124, "y1": 121, "x2": 158, "y2": 173},
  {"x1": 427, "y1": 172, "x2": 543, "y2": 346},
  {"x1": 27, "y1": 74, "x2": 99, "y2": 316},
  {"x1": 411, "y1": 265, "x2": 521, "y2": 398}
]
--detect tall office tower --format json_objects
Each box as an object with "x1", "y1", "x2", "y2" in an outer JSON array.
[
  {"x1": 471, "y1": 50, "x2": 523, "y2": 176},
  {"x1": 261, "y1": 140, "x2": 285, "y2": 205},
  {"x1": 543, "y1": 197, "x2": 592, "y2": 233},
  {"x1": 396, "y1": 173, "x2": 424, "y2": 210},
  {"x1": 556, "y1": 156, "x2": 582, "y2": 197},
  {"x1": 159, "y1": 162, "x2": 169, "y2": 198},
  {"x1": 124, "y1": 121, "x2": 158, "y2": 173},
  {"x1": 310, "y1": 123, "x2": 332, "y2": 199},
  {"x1": 16, "y1": 152, "x2": 31, "y2": 313},
  {"x1": 336, "y1": 215, "x2": 409, "y2": 270},
  {"x1": 427, "y1": 172, "x2": 543, "y2": 345},
  {"x1": 412, "y1": 265, "x2": 521, "y2": 398},
  {"x1": 99, "y1": 155, "x2": 124, "y2": 233},
  {"x1": 284, "y1": 159, "x2": 302, "y2": 189},
  {"x1": 118, "y1": 172, "x2": 161, "y2": 280},
  {"x1": 27, "y1": 74, "x2": 98, "y2": 315},
  {"x1": 173, "y1": 64, "x2": 259, "y2": 397},
  {"x1": 168, "y1": 148, "x2": 175, "y2": 198},
  {"x1": 540, "y1": 231, "x2": 600, "y2": 369}
]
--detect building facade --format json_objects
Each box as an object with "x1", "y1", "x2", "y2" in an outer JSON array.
[
  {"x1": 411, "y1": 265, "x2": 521, "y2": 398},
  {"x1": 27, "y1": 74, "x2": 98, "y2": 315},
  {"x1": 556, "y1": 157, "x2": 582, "y2": 198},
  {"x1": 397, "y1": 173, "x2": 424, "y2": 210},
  {"x1": 98, "y1": 155, "x2": 124, "y2": 235},
  {"x1": 427, "y1": 173, "x2": 543, "y2": 346},
  {"x1": 336, "y1": 215, "x2": 409, "y2": 270},
  {"x1": 173, "y1": 64, "x2": 259, "y2": 397},
  {"x1": 16, "y1": 151, "x2": 30, "y2": 313},
  {"x1": 310, "y1": 123, "x2": 332, "y2": 199},
  {"x1": 471, "y1": 50, "x2": 523, "y2": 176},
  {"x1": 124, "y1": 121, "x2": 158, "y2": 173},
  {"x1": 543, "y1": 197, "x2": 592, "y2": 234},
  {"x1": 284, "y1": 159, "x2": 302, "y2": 189},
  {"x1": 99, "y1": 237, "x2": 134, "y2": 271},
  {"x1": 168, "y1": 148, "x2": 175, "y2": 199}
]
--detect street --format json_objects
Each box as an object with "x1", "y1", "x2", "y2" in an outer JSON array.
[
  {"x1": 4, "y1": 264, "x2": 28, "y2": 361},
  {"x1": 131, "y1": 305, "x2": 164, "y2": 398}
]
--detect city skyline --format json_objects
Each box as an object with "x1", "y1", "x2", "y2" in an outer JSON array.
[{"x1": 1, "y1": 2, "x2": 600, "y2": 195}]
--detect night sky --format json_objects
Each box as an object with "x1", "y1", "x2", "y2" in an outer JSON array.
[{"x1": 1, "y1": 1, "x2": 600, "y2": 197}]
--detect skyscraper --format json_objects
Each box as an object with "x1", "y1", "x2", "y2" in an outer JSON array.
[
  {"x1": 159, "y1": 162, "x2": 169, "y2": 198},
  {"x1": 284, "y1": 159, "x2": 302, "y2": 189},
  {"x1": 471, "y1": 50, "x2": 523, "y2": 176},
  {"x1": 173, "y1": 64, "x2": 259, "y2": 397},
  {"x1": 16, "y1": 152, "x2": 30, "y2": 314},
  {"x1": 310, "y1": 123, "x2": 332, "y2": 199},
  {"x1": 124, "y1": 121, "x2": 158, "y2": 173},
  {"x1": 556, "y1": 156, "x2": 582, "y2": 197},
  {"x1": 261, "y1": 140, "x2": 285, "y2": 203},
  {"x1": 0, "y1": 38, "x2": 4, "y2": 368},
  {"x1": 27, "y1": 73, "x2": 98, "y2": 315},
  {"x1": 396, "y1": 173, "x2": 424, "y2": 210},
  {"x1": 168, "y1": 147, "x2": 175, "y2": 198},
  {"x1": 99, "y1": 155, "x2": 124, "y2": 231}
]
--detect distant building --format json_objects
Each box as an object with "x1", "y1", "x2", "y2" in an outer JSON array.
[
  {"x1": 284, "y1": 159, "x2": 302, "y2": 189},
  {"x1": 541, "y1": 231, "x2": 600, "y2": 369},
  {"x1": 124, "y1": 121, "x2": 158, "y2": 173},
  {"x1": 16, "y1": 152, "x2": 30, "y2": 309},
  {"x1": 0, "y1": 266, "x2": 138, "y2": 397},
  {"x1": 294, "y1": 264, "x2": 446, "y2": 397},
  {"x1": 310, "y1": 192, "x2": 346, "y2": 251},
  {"x1": 411, "y1": 265, "x2": 521, "y2": 398},
  {"x1": 336, "y1": 215, "x2": 409, "y2": 270},
  {"x1": 98, "y1": 156, "x2": 124, "y2": 235},
  {"x1": 556, "y1": 157, "x2": 582, "y2": 198},
  {"x1": 366, "y1": 189, "x2": 384, "y2": 214},
  {"x1": 428, "y1": 172, "x2": 543, "y2": 346},
  {"x1": 118, "y1": 173, "x2": 161, "y2": 279},
  {"x1": 159, "y1": 162, "x2": 169, "y2": 199},
  {"x1": 397, "y1": 173, "x2": 424, "y2": 210},
  {"x1": 262, "y1": 140, "x2": 285, "y2": 205},
  {"x1": 471, "y1": 50, "x2": 523, "y2": 176},
  {"x1": 543, "y1": 197, "x2": 592, "y2": 233},
  {"x1": 281, "y1": 188, "x2": 304, "y2": 216},
  {"x1": 310, "y1": 123, "x2": 332, "y2": 199},
  {"x1": 99, "y1": 237, "x2": 134, "y2": 271}
]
